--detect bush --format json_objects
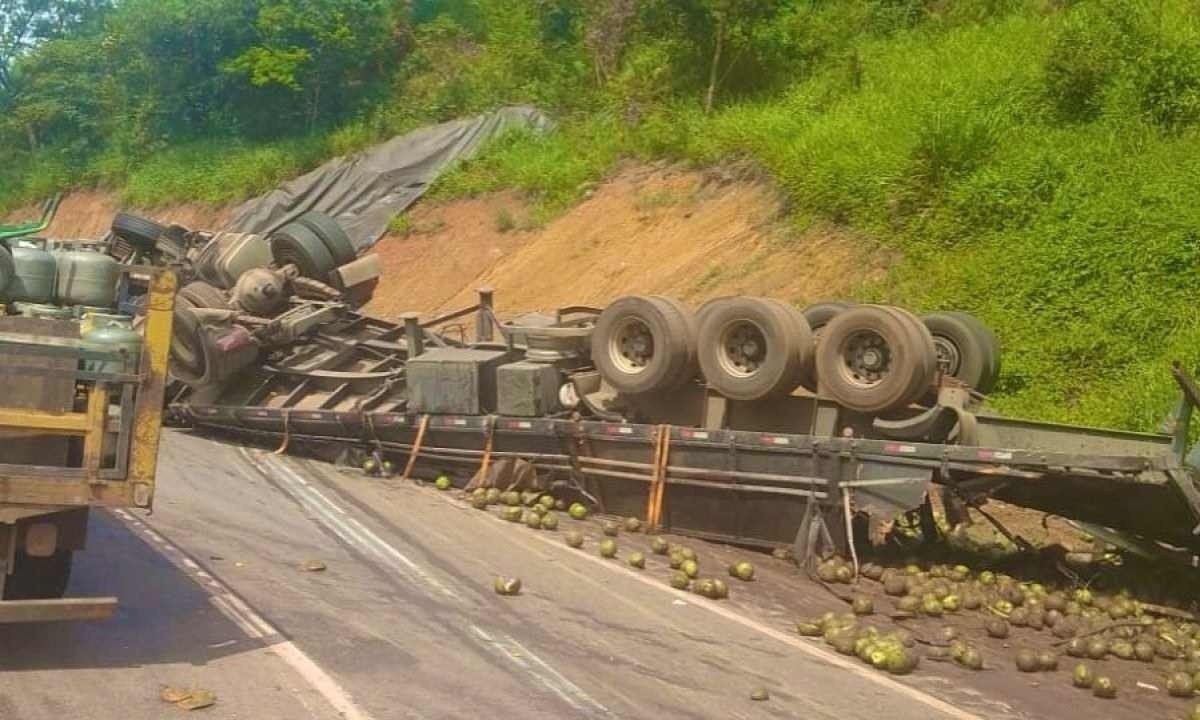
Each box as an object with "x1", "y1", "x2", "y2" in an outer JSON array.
[{"x1": 1132, "y1": 41, "x2": 1200, "y2": 130}]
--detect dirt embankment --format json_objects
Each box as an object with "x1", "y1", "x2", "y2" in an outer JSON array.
[
  {"x1": 366, "y1": 163, "x2": 894, "y2": 319},
  {"x1": 5, "y1": 190, "x2": 233, "y2": 239}
]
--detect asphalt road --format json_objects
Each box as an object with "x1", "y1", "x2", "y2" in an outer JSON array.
[{"x1": 0, "y1": 430, "x2": 1008, "y2": 720}]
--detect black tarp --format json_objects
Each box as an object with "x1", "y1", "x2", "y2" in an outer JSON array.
[{"x1": 226, "y1": 106, "x2": 552, "y2": 250}]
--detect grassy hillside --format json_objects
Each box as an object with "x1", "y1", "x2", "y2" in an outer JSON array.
[
  {"x1": 5, "y1": 0, "x2": 1200, "y2": 431},
  {"x1": 436, "y1": 3, "x2": 1200, "y2": 431}
]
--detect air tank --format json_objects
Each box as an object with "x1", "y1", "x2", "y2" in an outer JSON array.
[
  {"x1": 56, "y1": 247, "x2": 119, "y2": 307},
  {"x1": 9, "y1": 238, "x2": 57, "y2": 303},
  {"x1": 81, "y1": 312, "x2": 141, "y2": 374}
]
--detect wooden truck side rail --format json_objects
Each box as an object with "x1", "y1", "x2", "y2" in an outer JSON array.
[{"x1": 0, "y1": 268, "x2": 175, "y2": 622}]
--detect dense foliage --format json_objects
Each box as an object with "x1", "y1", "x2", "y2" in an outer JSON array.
[{"x1": 3, "y1": 0, "x2": 1200, "y2": 430}]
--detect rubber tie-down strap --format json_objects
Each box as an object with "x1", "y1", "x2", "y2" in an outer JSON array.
[{"x1": 402, "y1": 415, "x2": 430, "y2": 482}]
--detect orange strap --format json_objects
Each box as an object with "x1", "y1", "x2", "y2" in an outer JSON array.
[
  {"x1": 273, "y1": 410, "x2": 291, "y2": 455},
  {"x1": 478, "y1": 416, "x2": 497, "y2": 482},
  {"x1": 401, "y1": 415, "x2": 430, "y2": 481},
  {"x1": 647, "y1": 425, "x2": 672, "y2": 529}
]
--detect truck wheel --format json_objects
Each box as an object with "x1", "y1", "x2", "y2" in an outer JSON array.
[
  {"x1": 697, "y1": 297, "x2": 813, "y2": 400},
  {"x1": 592, "y1": 295, "x2": 695, "y2": 394},
  {"x1": 170, "y1": 297, "x2": 205, "y2": 376},
  {"x1": 920, "y1": 312, "x2": 992, "y2": 392},
  {"x1": 4, "y1": 550, "x2": 73, "y2": 600},
  {"x1": 803, "y1": 301, "x2": 853, "y2": 336},
  {"x1": 271, "y1": 223, "x2": 337, "y2": 282},
  {"x1": 800, "y1": 301, "x2": 853, "y2": 390},
  {"x1": 945, "y1": 311, "x2": 1001, "y2": 393},
  {"x1": 112, "y1": 212, "x2": 167, "y2": 252},
  {"x1": 297, "y1": 211, "x2": 357, "y2": 267},
  {"x1": 816, "y1": 305, "x2": 936, "y2": 414},
  {"x1": 649, "y1": 295, "x2": 699, "y2": 381},
  {"x1": 179, "y1": 280, "x2": 230, "y2": 310}
]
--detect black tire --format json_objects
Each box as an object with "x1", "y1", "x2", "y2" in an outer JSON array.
[
  {"x1": 179, "y1": 280, "x2": 230, "y2": 310},
  {"x1": 945, "y1": 311, "x2": 1001, "y2": 393},
  {"x1": 697, "y1": 297, "x2": 813, "y2": 401},
  {"x1": 0, "y1": 243, "x2": 14, "y2": 294},
  {"x1": 297, "y1": 211, "x2": 357, "y2": 267},
  {"x1": 170, "y1": 296, "x2": 205, "y2": 377},
  {"x1": 816, "y1": 304, "x2": 936, "y2": 414},
  {"x1": 270, "y1": 223, "x2": 337, "y2": 281},
  {"x1": 803, "y1": 301, "x2": 853, "y2": 335},
  {"x1": 592, "y1": 295, "x2": 695, "y2": 394},
  {"x1": 112, "y1": 212, "x2": 167, "y2": 252},
  {"x1": 4, "y1": 550, "x2": 73, "y2": 600},
  {"x1": 882, "y1": 305, "x2": 938, "y2": 404},
  {"x1": 921, "y1": 312, "x2": 992, "y2": 392},
  {"x1": 648, "y1": 295, "x2": 699, "y2": 381}
]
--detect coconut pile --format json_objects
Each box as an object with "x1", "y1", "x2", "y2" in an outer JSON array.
[
  {"x1": 423, "y1": 476, "x2": 1200, "y2": 716},
  {"x1": 458, "y1": 484, "x2": 756, "y2": 601}
]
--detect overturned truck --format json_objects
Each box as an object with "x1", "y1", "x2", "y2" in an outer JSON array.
[{"x1": 139, "y1": 210, "x2": 1200, "y2": 567}]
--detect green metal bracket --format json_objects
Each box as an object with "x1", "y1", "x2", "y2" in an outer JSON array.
[
  {"x1": 0, "y1": 194, "x2": 60, "y2": 243},
  {"x1": 1171, "y1": 363, "x2": 1200, "y2": 463}
]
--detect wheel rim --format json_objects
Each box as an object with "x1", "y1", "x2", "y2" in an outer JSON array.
[
  {"x1": 931, "y1": 335, "x2": 962, "y2": 375},
  {"x1": 838, "y1": 329, "x2": 894, "y2": 388},
  {"x1": 717, "y1": 319, "x2": 768, "y2": 378},
  {"x1": 609, "y1": 317, "x2": 655, "y2": 374}
]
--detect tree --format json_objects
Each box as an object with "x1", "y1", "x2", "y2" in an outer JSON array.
[
  {"x1": 0, "y1": 0, "x2": 110, "y2": 92},
  {"x1": 224, "y1": 0, "x2": 401, "y2": 131}
]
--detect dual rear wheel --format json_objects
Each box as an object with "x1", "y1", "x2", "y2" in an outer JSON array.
[{"x1": 591, "y1": 294, "x2": 999, "y2": 414}]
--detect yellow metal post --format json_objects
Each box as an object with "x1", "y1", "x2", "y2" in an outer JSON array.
[
  {"x1": 126, "y1": 269, "x2": 176, "y2": 507},
  {"x1": 81, "y1": 383, "x2": 110, "y2": 482}
]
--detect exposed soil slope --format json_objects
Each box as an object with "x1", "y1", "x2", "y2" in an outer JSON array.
[
  {"x1": 367, "y1": 164, "x2": 893, "y2": 319},
  {"x1": 5, "y1": 190, "x2": 233, "y2": 240}
]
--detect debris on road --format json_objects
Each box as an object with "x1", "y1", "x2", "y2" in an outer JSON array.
[
  {"x1": 160, "y1": 687, "x2": 217, "y2": 711},
  {"x1": 301, "y1": 560, "x2": 327, "y2": 572},
  {"x1": 749, "y1": 688, "x2": 769, "y2": 701},
  {"x1": 493, "y1": 576, "x2": 521, "y2": 596}
]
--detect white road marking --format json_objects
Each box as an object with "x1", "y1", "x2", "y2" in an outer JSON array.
[
  {"x1": 240, "y1": 449, "x2": 614, "y2": 716},
  {"x1": 469, "y1": 625, "x2": 610, "y2": 715},
  {"x1": 112, "y1": 508, "x2": 374, "y2": 720},
  {"x1": 242, "y1": 450, "x2": 462, "y2": 602}
]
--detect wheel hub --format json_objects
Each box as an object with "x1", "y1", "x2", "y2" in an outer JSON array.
[
  {"x1": 841, "y1": 330, "x2": 893, "y2": 387},
  {"x1": 610, "y1": 318, "x2": 655, "y2": 374},
  {"x1": 718, "y1": 320, "x2": 768, "y2": 378},
  {"x1": 932, "y1": 336, "x2": 961, "y2": 375}
]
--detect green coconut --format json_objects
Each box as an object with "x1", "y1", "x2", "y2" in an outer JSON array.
[
  {"x1": 623, "y1": 517, "x2": 642, "y2": 533},
  {"x1": 599, "y1": 539, "x2": 618, "y2": 558},
  {"x1": 681, "y1": 559, "x2": 699, "y2": 579},
  {"x1": 568, "y1": 502, "x2": 589, "y2": 520},
  {"x1": 564, "y1": 530, "x2": 584, "y2": 548},
  {"x1": 651, "y1": 537, "x2": 670, "y2": 555},
  {"x1": 852, "y1": 596, "x2": 875, "y2": 616},
  {"x1": 628, "y1": 552, "x2": 646, "y2": 570},
  {"x1": 1092, "y1": 676, "x2": 1117, "y2": 699},
  {"x1": 601, "y1": 520, "x2": 620, "y2": 537},
  {"x1": 435, "y1": 475, "x2": 452, "y2": 490},
  {"x1": 540, "y1": 513, "x2": 559, "y2": 531},
  {"x1": 1015, "y1": 649, "x2": 1040, "y2": 672},
  {"x1": 1072, "y1": 663, "x2": 1095, "y2": 689},
  {"x1": 729, "y1": 561, "x2": 755, "y2": 581},
  {"x1": 669, "y1": 571, "x2": 690, "y2": 590}
]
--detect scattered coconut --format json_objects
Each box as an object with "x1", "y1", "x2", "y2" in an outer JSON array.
[
  {"x1": 486, "y1": 488, "x2": 502, "y2": 504},
  {"x1": 852, "y1": 596, "x2": 875, "y2": 616},
  {"x1": 565, "y1": 530, "x2": 584, "y2": 548},
  {"x1": 651, "y1": 537, "x2": 670, "y2": 555},
  {"x1": 362, "y1": 457, "x2": 379, "y2": 475},
  {"x1": 1092, "y1": 676, "x2": 1117, "y2": 699},
  {"x1": 1015, "y1": 649, "x2": 1040, "y2": 673},
  {"x1": 749, "y1": 688, "x2": 769, "y2": 702},
  {"x1": 1037, "y1": 649, "x2": 1059, "y2": 671},
  {"x1": 599, "y1": 539, "x2": 618, "y2": 558},
  {"x1": 494, "y1": 576, "x2": 521, "y2": 596},
  {"x1": 540, "y1": 513, "x2": 559, "y2": 531},
  {"x1": 796, "y1": 621, "x2": 823, "y2": 637},
  {"x1": 985, "y1": 618, "x2": 1010, "y2": 639},
  {"x1": 380, "y1": 460, "x2": 396, "y2": 476},
  {"x1": 1168, "y1": 672, "x2": 1196, "y2": 698},
  {"x1": 668, "y1": 552, "x2": 685, "y2": 570},
  {"x1": 681, "y1": 559, "x2": 699, "y2": 579},
  {"x1": 602, "y1": 521, "x2": 620, "y2": 537},
  {"x1": 628, "y1": 552, "x2": 646, "y2": 569},
  {"x1": 729, "y1": 561, "x2": 755, "y2": 582},
  {"x1": 1072, "y1": 663, "x2": 1095, "y2": 688},
  {"x1": 669, "y1": 572, "x2": 691, "y2": 590},
  {"x1": 958, "y1": 646, "x2": 984, "y2": 671},
  {"x1": 524, "y1": 512, "x2": 542, "y2": 529},
  {"x1": 568, "y1": 502, "x2": 589, "y2": 520},
  {"x1": 537, "y1": 495, "x2": 555, "y2": 511},
  {"x1": 623, "y1": 517, "x2": 642, "y2": 533},
  {"x1": 435, "y1": 475, "x2": 451, "y2": 491}
]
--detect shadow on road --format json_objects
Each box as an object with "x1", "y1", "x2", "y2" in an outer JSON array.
[{"x1": 0, "y1": 510, "x2": 261, "y2": 671}]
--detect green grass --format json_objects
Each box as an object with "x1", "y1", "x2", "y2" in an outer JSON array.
[{"x1": 430, "y1": 9, "x2": 1200, "y2": 432}]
